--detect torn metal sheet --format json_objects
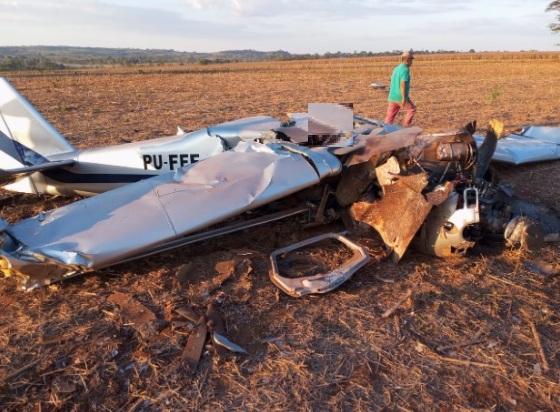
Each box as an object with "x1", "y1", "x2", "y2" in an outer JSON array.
[
  {"x1": 350, "y1": 172, "x2": 432, "y2": 261},
  {"x1": 0, "y1": 142, "x2": 341, "y2": 290},
  {"x1": 308, "y1": 103, "x2": 353, "y2": 145},
  {"x1": 208, "y1": 115, "x2": 281, "y2": 147},
  {"x1": 269, "y1": 233, "x2": 369, "y2": 297},
  {"x1": 474, "y1": 125, "x2": 560, "y2": 165},
  {"x1": 375, "y1": 156, "x2": 401, "y2": 188},
  {"x1": 345, "y1": 127, "x2": 424, "y2": 166}
]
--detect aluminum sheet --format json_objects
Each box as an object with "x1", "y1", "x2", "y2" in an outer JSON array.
[
  {"x1": 474, "y1": 126, "x2": 560, "y2": 165},
  {"x1": 7, "y1": 142, "x2": 336, "y2": 270},
  {"x1": 0, "y1": 78, "x2": 75, "y2": 157}
]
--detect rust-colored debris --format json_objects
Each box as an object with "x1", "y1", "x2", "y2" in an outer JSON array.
[
  {"x1": 345, "y1": 127, "x2": 423, "y2": 166},
  {"x1": 350, "y1": 173, "x2": 432, "y2": 261},
  {"x1": 425, "y1": 181, "x2": 454, "y2": 206},
  {"x1": 107, "y1": 292, "x2": 157, "y2": 339},
  {"x1": 180, "y1": 302, "x2": 248, "y2": 370},
  {"x1": 181, "y1": 316, "x2": 207, "y2": 370}
]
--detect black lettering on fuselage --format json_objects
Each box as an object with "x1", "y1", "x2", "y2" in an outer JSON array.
[
  {"x1": 142, "y1": 153, "x2": 201, "y2": 171},
  {"x1": 169, "y1": 154, "x2": 178, "y2": 170},
  {"x1": 180, "y1": 154, "x2": 189, "y2": 167},
  {"x1": 153, "y1": 154, "x2": 163, "y2": 169},
  {"x1": 142, "y1": 155, "x2": 152, "y2": 170}
]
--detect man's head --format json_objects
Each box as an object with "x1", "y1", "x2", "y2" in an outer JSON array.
[{"x1": 401, "y1": 49, "x2": 414, "y2": 66}]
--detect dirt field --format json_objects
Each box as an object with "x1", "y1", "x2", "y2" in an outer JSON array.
[{"x1": 1, "y1": 53, "x2": 560, "y2": 410}]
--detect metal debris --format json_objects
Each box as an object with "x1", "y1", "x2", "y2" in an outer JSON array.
[
  {"x1": 181, "y1": 316, "x2": 207, "y2": 370},
  {"x1": 269, "y1": 233, "x2": 369, "y2": 297},
  {"x1": 178, "y1": 302, "x2": 248, "y2": 367},
  {"x1": 174, "y1": 306, "x2": 200, "y2": 324},
  {"x1": 351, "y1": 172, "x2": 432, "y2": 261},
  {"x1": 370, "y1": 82, "x2": 386, "y2": 90},
  {"x1": 504, "y1": 216, "x2": 544, "y2": 250},
  {"x1": 416, "y1": 188, "x2": 480, "y2": 257},
  {"x1": 0, "y1": 91, "x2": 557, "y2": 291},
  {"x1": 211, "y1": 332, "x2": 248, "y2": 354},
  {"x1": 474, "y1": 125, "x2": 560, "y2": 165}
]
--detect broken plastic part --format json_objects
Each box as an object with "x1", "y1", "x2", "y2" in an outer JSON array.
[
  {"x1": 269, "y1": 233, "x2": 369, "y2": 298},
  {"x1": 416, "y1": 188, "x2": 481, "y2": 257}
]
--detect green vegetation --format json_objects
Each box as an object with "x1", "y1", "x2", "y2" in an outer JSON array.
[
  {"x1": 0, "y1": 46, "x2": 467, "y2": 71},
  {"x1": 548, "y1": 1, "x2": 560, "y2": 33},
  {"x1": 0, "y1": 55, "x2": 64, "y2": 71}
]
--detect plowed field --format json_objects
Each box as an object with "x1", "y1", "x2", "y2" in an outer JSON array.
[{"x1": 1, "y1": 53, "x2": 560, "y2": 411}]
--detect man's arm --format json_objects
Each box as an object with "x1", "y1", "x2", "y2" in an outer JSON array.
[{"x1": 400, "y1": 80, "x2": 407, "y2": 106}]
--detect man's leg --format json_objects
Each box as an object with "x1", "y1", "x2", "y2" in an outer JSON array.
[
  {"x1": 403, "y1": 101, "x2": 416, "y2": 127},
  {"x1": 384, "y1": 102, "x2": 400, "y2": 124}
]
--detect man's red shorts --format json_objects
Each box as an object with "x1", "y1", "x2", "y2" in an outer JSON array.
[{"x1": 385, "y1": 101, "x2": 416, "y2": 127}]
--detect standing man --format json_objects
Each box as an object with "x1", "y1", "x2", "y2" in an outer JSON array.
[{"x1": 385, "y1": 50, "x2": 416, "y2": 127}]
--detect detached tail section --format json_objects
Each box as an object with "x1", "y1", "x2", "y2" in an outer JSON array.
[{"x1": 0, "y1": 77, "x2": 76, "y2": 193}]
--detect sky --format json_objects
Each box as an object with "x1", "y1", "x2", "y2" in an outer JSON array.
[{"x1": 0, "y1": 0, "x2": 558, "y2": 53}]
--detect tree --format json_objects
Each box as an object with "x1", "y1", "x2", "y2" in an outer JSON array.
[{"x1": 547, "y1": 1, "x2": 560, "y2": 33}]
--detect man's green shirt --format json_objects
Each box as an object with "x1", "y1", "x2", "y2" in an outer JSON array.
[{"x1": 388, "y1": 63, "x2": 411, "y2": 103}]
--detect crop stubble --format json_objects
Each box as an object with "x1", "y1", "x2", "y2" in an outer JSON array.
[{"x1": 1, "y1": 53, "x2": 560, "y2": 410}]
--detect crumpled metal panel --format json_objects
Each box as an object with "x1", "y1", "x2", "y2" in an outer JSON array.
[
  {"x1": 275, "y1": 113, "x2": 308, "y2": 143},
  {"x1": 350, "y1": 172, "x2": 432, "y2": 261},
  {"x1": 278, "y1": 143, "x2": 342, "y2": 180},
  {"x1": 346, "y1": 127, "x2": 424, "y2": 166},
  {"x1": 207, "y1": 115, "x2": 281, "y2": 147},
  {"x1": 474, "y1": 126, "x2": 560, "y2": 165},
  {"x1": 3, "y1": 142, "x2": 340, "y2": 288}
]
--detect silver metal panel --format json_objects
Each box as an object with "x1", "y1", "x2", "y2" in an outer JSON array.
[
  {"x1": 7, "y1": 142, "x2": 332, "y2": 271},
  {"x1": 474, "y1": 126, "x2": 560, "y2": 165},
  {"x1": 522, "y1": 126, "x2": 560, "y2": 144},
  {"x1": 275, "y1": 143, "x2": 342, "y2": 179},
  {"x1": 207, "y1": 115, "x2": 281, "y2": 146},
  {"x1": 0, "y1": 78, "x2": 75, "y2": 157},
  {"x1": 308, "y1": 103, "x2": 353, "y2": 135},
  {"x1": 269, "y1": 232, "x2": 369, "y2": 297},
  {"x1": 76, "y1": 129, "x2": 224, "y2": 172}
]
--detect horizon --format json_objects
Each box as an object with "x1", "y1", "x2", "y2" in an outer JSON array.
[
  {"x1": 1, "y1": 45, "x2": 559, "y2": 55},
  {"x1": 0, "y1": 1, "x2": 558, "y2": 54}
]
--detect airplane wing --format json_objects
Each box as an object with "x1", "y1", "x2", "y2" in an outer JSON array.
[
  {"x1": 474, "y1": 125, "x2": 560, "y2": 165},
  {"x1": 0, "y1": 141, "x2": 341, "y2": 290}
]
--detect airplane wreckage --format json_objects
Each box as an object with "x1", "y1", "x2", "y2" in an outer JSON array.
[{"x1": 0, "y1": 77, "x2": 559, "y2": 294}]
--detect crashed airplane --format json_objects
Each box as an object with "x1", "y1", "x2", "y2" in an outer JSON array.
[
  {"x1": 0, "y1": 77, "x2": 281, "y2": 196},
  {"x1": 0, "y1": 77, "x2": 559, "y2": 293}
]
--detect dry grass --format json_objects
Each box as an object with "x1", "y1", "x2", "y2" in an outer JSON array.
[{"x1": 1, "y1": 53, "x2": 560, "y2": 411}]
